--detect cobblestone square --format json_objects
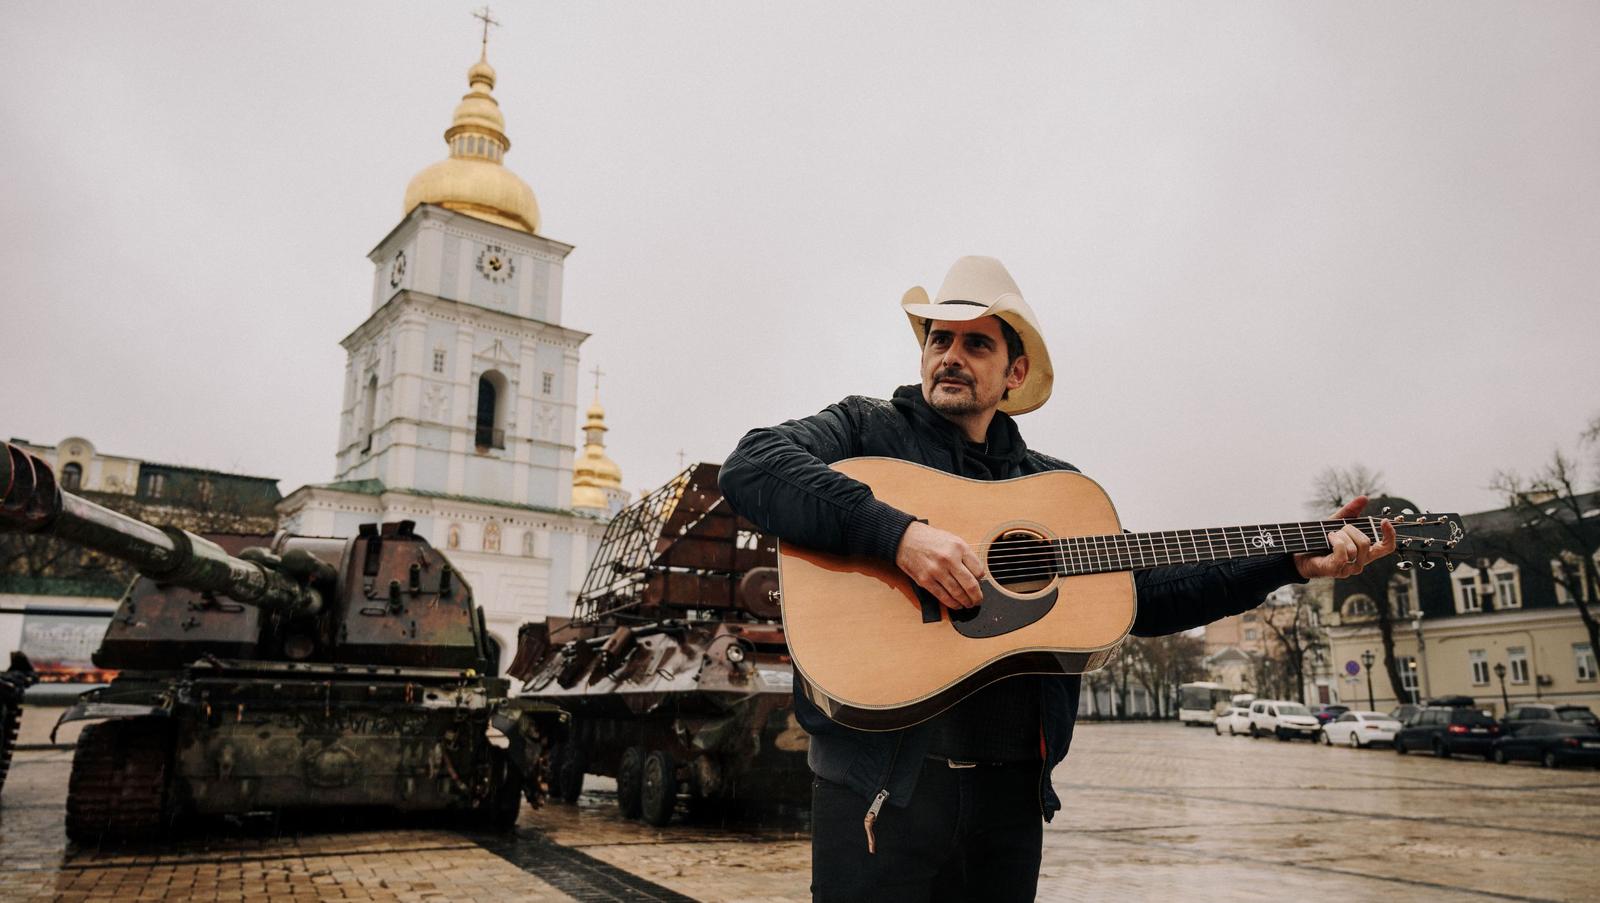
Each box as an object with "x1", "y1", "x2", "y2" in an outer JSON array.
[{"x1": 1, "y1": 717, "x2": 1595, "y2": 901}]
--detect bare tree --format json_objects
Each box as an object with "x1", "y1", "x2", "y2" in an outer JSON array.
[
  {"x1": 1307, "y1": 464, "x2": 1387, "y2": 515},
  {"x1": 1487, "y1": 436, "x2": 1600, "y2": 659},
  {"x1": 1257, "y1": 586, "x2": 1327, "y2": 704},
  {"x1": 1123, "y1": 634, "x2": 1208, "y2": 719}
]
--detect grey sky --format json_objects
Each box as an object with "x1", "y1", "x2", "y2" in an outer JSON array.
[{"x1": 3, "y1": 2, "x2": 1597, "y2": 532}]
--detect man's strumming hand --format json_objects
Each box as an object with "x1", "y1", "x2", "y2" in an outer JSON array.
[
  {"x1": 1293, "y1": 495, "x2": 1397, "y2": 580},
  {"x1": 895, "y1": 521, "x2": 986, "y2": 610}
]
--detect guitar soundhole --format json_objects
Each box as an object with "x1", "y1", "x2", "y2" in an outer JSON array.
[{"x1": 986, "y1": 529, "x2": 1056, "y2": 594}]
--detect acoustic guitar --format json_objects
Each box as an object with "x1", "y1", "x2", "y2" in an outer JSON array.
[{"x1": 776, "y1": 457, "x2": 1465, "y2": 731}]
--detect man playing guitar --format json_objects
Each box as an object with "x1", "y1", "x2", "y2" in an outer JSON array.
[{"x1": 718, "y1": 255, "x2": 1395, "y2": 902}]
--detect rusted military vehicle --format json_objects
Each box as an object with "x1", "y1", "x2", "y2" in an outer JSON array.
[
  {"x1": 0, "y1": 652, "x2": 38, "y2": 798},
  {"x1": 0, "y1": 442, "x2": 565, "y2": 842},
  {"x1": 509, "y1": 463, "x2": 808, "y2": 826}
]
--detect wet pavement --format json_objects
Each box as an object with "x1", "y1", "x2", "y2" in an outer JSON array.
[{"x1": 0, "y1": 712, "x2": 1595, "y2": 901}]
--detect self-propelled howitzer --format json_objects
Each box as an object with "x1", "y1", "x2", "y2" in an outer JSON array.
[{"x1": 0, "y1": 441, "x2": 565, "y2": 841}]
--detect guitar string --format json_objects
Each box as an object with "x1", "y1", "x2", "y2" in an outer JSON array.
[
  {"x1": 973, "y1": 518, "x2": 1390, "y2": 561},
  {"x1": 956, "y1": 516, "x2": 1394, "y2": 554}
]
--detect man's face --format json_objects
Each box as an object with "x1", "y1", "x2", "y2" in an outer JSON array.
[{"x1": 920, "y1": 316, "x2": 1028, "y2": 419}]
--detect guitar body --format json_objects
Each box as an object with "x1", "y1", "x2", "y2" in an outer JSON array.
[{"x1": 778, "y1": 458, "x2": 1135, "y2": 731}]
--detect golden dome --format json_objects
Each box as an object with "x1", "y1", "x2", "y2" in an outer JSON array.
[
  {"x1": 572, "y1": 393, "x2": 623, "y2": 511},
  {"x1": 402, "y1": 53, "x2": 540, "y2": 234}
]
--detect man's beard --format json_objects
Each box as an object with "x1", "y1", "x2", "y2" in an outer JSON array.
[{"x1": 927, "y1": 369, "x2": 985, "y2": 415}]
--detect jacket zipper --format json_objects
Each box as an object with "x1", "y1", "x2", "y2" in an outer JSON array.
[{"x1": 864, "y1": 734, "x2": 905, "y2": 854}]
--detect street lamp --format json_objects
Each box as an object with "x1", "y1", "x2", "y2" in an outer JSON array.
[
  {"x1": 1361, "y1": 649, "x2": 1376, "y2": 710},
  {"x1": 1494, "y1": 661, "x2": 1509, "y2": 714}
]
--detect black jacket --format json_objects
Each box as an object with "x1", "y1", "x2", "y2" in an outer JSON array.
[{"x1": 719, "y1": 386, "x2": 1303, "y2": 821}]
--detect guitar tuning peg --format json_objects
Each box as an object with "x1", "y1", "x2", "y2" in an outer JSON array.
[
  {"x1": 1397, "y1": 559, "x2": 1413, "y2": 571},
  {"x1": 1380, "y1": 506, "x2": 1393, "y2": 516},
  {"x1": 1422, "y1": 560, "x2": 1437, "y2": 570},
  {"x1": 1446, "y1": 561, "x2": 1458, "y2": 571}
]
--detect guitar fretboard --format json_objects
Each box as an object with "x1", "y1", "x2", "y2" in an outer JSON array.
[{"x1": 1038, "y1": 517, "x2": 1383, "y2": 577}]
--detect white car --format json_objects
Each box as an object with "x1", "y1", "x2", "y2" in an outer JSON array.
[
  {"x1": 1214, "y1": 706, "x2": 1251, "y2": 736},
  {"x1": 1320, "y1": 710, "x2": 1402, "y2": 748},
  {"x1": 1248, "y1": 699, "x2": 1322, "y2": 741}
]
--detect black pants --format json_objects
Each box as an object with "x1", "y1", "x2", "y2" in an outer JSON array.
[{"x1": 810, "y1": 759, "x2": 1044, "y2": 903}]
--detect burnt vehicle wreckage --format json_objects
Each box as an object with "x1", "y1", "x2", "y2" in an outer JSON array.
[
  {"x1": 508, "y1": 463, "x2": 809, "y2": 826},
  {"x1": 0, "y1": 442, "x2": 566, "y2": 842}
]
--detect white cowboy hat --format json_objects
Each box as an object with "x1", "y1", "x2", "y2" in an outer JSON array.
[{"x1": 900, "y1": 255, "x2": 1054, "y2": 415}]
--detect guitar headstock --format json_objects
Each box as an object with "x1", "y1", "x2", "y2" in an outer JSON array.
[{"x1": 1383, "y1": 507, "x2": 1468, "y2": 571}]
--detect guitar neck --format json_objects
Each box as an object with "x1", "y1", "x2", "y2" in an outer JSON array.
[{"x1": 1049, "y1": 517, "x2": 1383, "y2": 576}]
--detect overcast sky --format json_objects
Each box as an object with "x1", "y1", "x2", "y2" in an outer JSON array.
[{"x1": 3, "y1": 2, "x2": 1597, "y2": 533}]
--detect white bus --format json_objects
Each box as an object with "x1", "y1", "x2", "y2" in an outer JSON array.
[{"x1": 1178, "y1": 681, "x2": 1234, "y2": 726}]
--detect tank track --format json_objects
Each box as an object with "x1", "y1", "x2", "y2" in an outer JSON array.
[
  {"x1": 65, "y1": 716, "x2": 175, "y2": 844},
  {"x1": 0, "y1": 698, "x2": 20, "y2": 796}
]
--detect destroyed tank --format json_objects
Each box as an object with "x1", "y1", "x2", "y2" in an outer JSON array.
[
  {"x1": 0, "y1": 652, "x2": 38, "y2": 798},
  {"x1": 0, "y1": 442, "x2": 566, "y2": 842},
  {"x1": 508, "y1": 463, "x2": 808, "y2": 826}
]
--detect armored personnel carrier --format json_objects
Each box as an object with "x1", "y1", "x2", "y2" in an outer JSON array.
[
  {"x1": 0, "y1": 441, "x2": 565, "y2": 842},
  {"x1": 509, "y1": 463, "x2": 808, "y2": 826}
]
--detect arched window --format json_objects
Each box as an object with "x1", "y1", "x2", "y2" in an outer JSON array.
[
  {"x1": 1341, "y1": 594, "x2": 1378, "y2": 621},
  {"x1": 483, "y1": 521, "x2": 501, "y2": 552},
  {"x1": 447, "y1": 524, "x2": 461, "y2": 550},
  {"x1": 60, "y1": 462, "x2": 82, "y2": 490},
  {"x1": 475, "y1": 370, "x2": 508, "y2": 449},
  {"x1": 522, "y1": 531, "x2": 536, "y2": 557},
  {"x1": 362, "y1": 373, "x2": 378, "y2": 452}
]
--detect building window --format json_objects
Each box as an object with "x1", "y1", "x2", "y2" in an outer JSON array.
[
  {"x1": 60, "y1": 462, "x2": 83, "y2": 491},
  {"x1": 475, "y1": 371, "x2": 507, "y2": 449},
  {"x1": 196, "y1": 479, "x2": 214, "y2": 505},
  {"x1": 1398, "y1": 655, "x2": 1420, "y2": 703},
  {"x1": 1454, "y1": 575, "x2": 1481, "y2": 613},
  {"x1": 362, "y1": 373, "x2": 378, "y2": 453},
  {"x1": 541, "y1": 371, "x2": 554, "y2": 395},
  {"x1": 143, "y1": 472, "x2": 165, "y2": 499},
  {"x1": 433, "y1": 349, "x2": 447, "y2": 374},
  {"x1": 1469, "y1": 649, "x2": 1489, "y2": 685},
  {"x1": 1242, "y1": 612, "x2": 1256, "y2": 623},
  {"x1": 1491, "y1": 566, "x2": 1521, "y2": 609},
  {"x1": 1552, "y1": 553, "x2": 1588, "y2": 604},
  {"x1": 1576, "y1": 644, "x2": 1596, "y2": 682},
  {"x1": 1243, "y1": 629, "x2": 1258, "y2": 641},
  {"x1": 522, "y1": 531, "x2": 536, "y2": 557},
  {"x1": 1391, "y1": 577, "x2": 1412, "y2": 617},
  {"x1": 1342, "y1": 594, "x2": 1377, "y2": 620},
  {"x1": 1507, "y1": 646, "x2": 1529, "y2": 684}
]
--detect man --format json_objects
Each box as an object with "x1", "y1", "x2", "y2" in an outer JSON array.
[{"x1": 718, "y1": 256, "x2": 1392, "y2": 902}]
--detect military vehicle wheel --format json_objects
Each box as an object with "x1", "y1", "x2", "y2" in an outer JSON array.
[
  {"x1": 553, "y1": 742, "x2": 586, "y2": 804},
  {"x1": 484, "y1": 747, "x2": 523, "y2": 833},
  {"x1": 65, "y1": 717, "x2": 176, "y2": 844},
  {"x1": 616, "y1": 746, "x2": 646, "y2": 819},
  {"x1": 639, "y1": 750, "x2": 677, "y2": 827}
]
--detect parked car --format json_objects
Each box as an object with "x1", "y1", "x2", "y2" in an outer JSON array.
[
  {"x1": 1320, "y1": 711, "x2": 1402, "y2": 748},
  {"x1": 1491, "y1": 723, "x2": 1600, "y2": 768},
  {"x1": 1214, "y1": 706, "x2": 1251, "y2": 736},
  {"x1": 1394, "y1": 706, "x2": 1502, "y2": 758},
  {"x1": 1247, "y1": 700, "x2": 1321, "y2": 741},
  {"x1": 1389, "y1": 703, "x2": 1423, "y2": 725},
  {"x1": 1502, "y1": 704, "x2": 1600, "y2": 735},
  {"x1": 1311, "y1": 704, "x2": 1351, "y2": 725},
  {"x1": 1427, "y1": 695, "x2": 1477, "y2": 708}
]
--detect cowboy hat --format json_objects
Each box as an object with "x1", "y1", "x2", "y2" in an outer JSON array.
[{"x1": 900, "y1": 255, "x2": 1054, "y2": 415}]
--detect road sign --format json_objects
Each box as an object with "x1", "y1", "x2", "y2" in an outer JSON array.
[{"x1": 1345, "y1": 660, "x2": 1360, "y2": 676}]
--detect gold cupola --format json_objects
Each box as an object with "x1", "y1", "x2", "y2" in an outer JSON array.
[
  {"x1": 572, "y1": 394, "x2": 624, "y2": 513},
  {"x1": 402, "y1": 51, "x2": 541, "y2": 234}
]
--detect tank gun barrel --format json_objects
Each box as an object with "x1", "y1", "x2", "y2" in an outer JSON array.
[{"x1": 0, "y1": 442, "x2": 321, "y2": 616}]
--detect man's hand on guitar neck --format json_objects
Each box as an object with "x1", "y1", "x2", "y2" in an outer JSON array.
[
  {"x1": 894, "y1": 521, "x2": 987, "y2": 610},
  {"x1": 1294, "y1": 495, "x2": 1397, "y2": 580}
]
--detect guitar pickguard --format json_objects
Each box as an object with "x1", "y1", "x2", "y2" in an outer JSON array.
[{"x1": 947, "y1": 580, "x2": 1059, "y2": 638}]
